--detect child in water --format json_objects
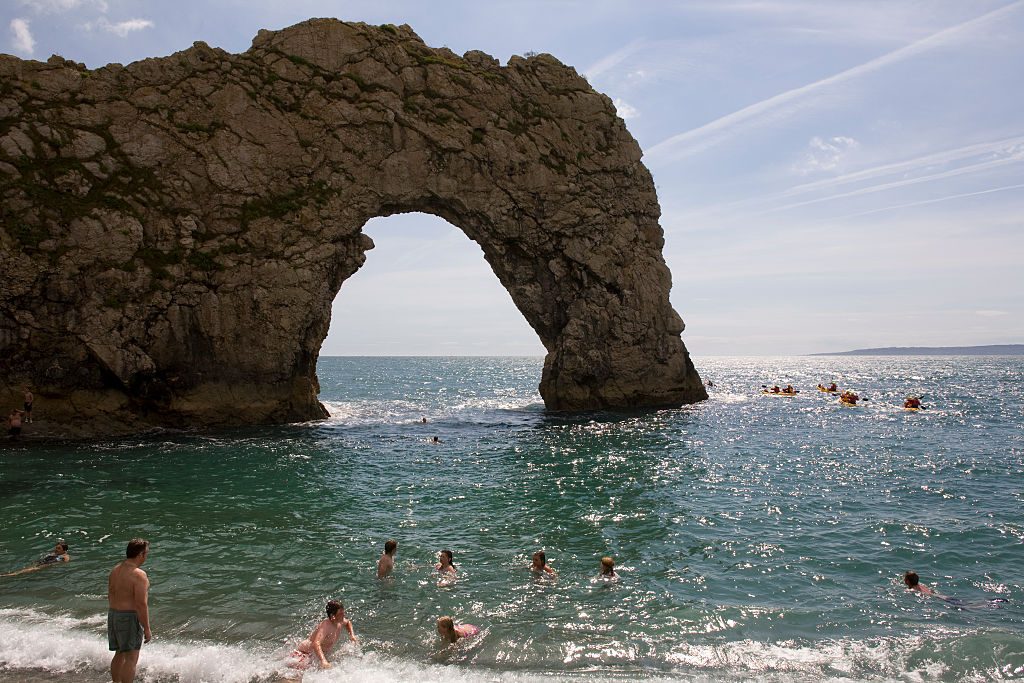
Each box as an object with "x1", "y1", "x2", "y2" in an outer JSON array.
[
  {"x1": 436, "y1": 616, "x2": 479, "y2": 643},
  {"x1": 600, "y1": 556, "x2": 617, "y2": 578},
  {"x1": 287, "y1": 600, "x2": 356, "y2": 671}
]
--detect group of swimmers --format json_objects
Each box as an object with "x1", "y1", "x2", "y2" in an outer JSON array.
[
  {"x1": 284, "y1": 541, "x2": 618, "y2": 676},
  {"x1": 1, "y1": 535, "x2": 988, "y2": 681}
]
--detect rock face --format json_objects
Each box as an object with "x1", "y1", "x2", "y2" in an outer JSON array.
[{"x1": 0, "y1": 19, "x2": 706, "y2": 436}]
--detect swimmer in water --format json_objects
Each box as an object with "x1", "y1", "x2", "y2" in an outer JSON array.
[
  {"x1": 530, "y1": 551, "x2": 556, "y2": 576},
  {"x1": 287, "y1": 600, "x2": 356, "y2": 671},
  {"x1": 436, "y1": 616, "x2": 479, "y2": 644},
  {"x1": 904, "y1": 571, "x2": 936, "y2": 596},
  {"x1": 600, "y1": 556, "x2": 617, "y2": 578},
  {"x1": 2, "y1": 540, "x2": 70, "y2": 577},
  {"x1": 377, "y1": 539, "x2": 397, "y2": 579},
  {"x1": 436, "y1": 549, "x2": 456, "y2": 575}
]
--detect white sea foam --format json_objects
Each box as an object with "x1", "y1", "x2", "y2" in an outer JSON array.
[{"x1": 0, "y1": 607, "x2": 999, "y2": 682}]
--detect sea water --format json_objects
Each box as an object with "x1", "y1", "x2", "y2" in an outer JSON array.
[{"x1": 0, "y1": 356, "x2": 1022, "y2": 682}]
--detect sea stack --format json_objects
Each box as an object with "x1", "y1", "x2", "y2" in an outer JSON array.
[{"x1": 0, "y1": 18, "x2": 706, "y2": 437}]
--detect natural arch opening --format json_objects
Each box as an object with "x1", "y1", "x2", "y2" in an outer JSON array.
[{"x1": 320, "y1": 212, "x2": 545, "y2": 357}]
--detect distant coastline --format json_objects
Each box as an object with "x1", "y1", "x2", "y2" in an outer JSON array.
[{"x1": 811, "y1": 344, "x2": 1024, "y2": 356}]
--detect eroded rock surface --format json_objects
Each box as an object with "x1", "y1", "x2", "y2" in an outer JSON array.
[{"x1": 0, "y1": 19, "x2": 706, "y2": 437}]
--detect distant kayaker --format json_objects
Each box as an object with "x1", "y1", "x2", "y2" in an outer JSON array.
[
  {"x1": 840, "y1": 391, "x2": 859, "y2": 405},
  {"x1": 771, "y1": 385, "x2": 781, "y2": 393},
  {"x1": 904, "y1": 396, "x2": 921, "y2": 409},
  {"x1": 785, "y1": 385, "x2": 796, "y2": 394}
]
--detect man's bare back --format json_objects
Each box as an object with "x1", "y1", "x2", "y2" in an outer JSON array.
[{"x1": 108, "y1": 561, "x2": 150, "y2": 613}]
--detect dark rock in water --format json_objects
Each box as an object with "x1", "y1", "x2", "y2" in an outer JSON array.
[{"x1": 0, "y1": 19, "x2": 705, "y2": 437}]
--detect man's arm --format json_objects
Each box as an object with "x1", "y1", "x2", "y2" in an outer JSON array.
[
  {"x1": 135, "y1": 570, "x2": 152, "y2": 642},
  {"x1": 346, "y1": 619, "x2": 357, "y2": 642}
]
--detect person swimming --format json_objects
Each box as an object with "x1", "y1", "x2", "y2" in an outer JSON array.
[
  {"x1": 904, "y1": 571, "x2": 934, "y2": 595},
  {"x1": 530, "y1": 551, "x2": 556, "y2": 576},
  {"x1": 287, "y1": 600, "x2": 357, "y2": 671},
  {"x1": 436, "y1": 616, "x2": 479, "y2": 644},
  {"x1": 436, "y1": 549, "x2": 456, "y2": 575},
  {"x1": 600, "y1": 556, "x2": 617, "y2": 578},
  {"x1": 2, "y1": 540, "x2": 70, "y2": 577}
]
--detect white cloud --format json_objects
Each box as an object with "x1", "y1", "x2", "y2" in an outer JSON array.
[
  {"x1": 582, "y1": 40, "x2": 647, "y2": 82},
  {"x1": 614, "y1": 98, "x2": 639, "y2": 120},
  {"x1": 824, "y1": 183, "x2": 1024, "y2": 221},
  {"x1": 646, "y1": 1, "x2": 1024, "y2": 163},
  {"x1": 20, "y1": 0, "x2": 108, "y2": 12},
  {"x1": 793, "y1": 135, "x2": 859, "y2": 175},
  {"x1": 976, "y1": 310, "x2": 1008, "y2": 317},
  {"x1": 9, "y1": 18, "x2": 34, "y2": 55},
  {"x1": 83, "y1": 17, "x2": 154, "y2": 37}
]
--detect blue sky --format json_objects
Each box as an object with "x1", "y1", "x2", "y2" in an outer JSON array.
[{"x1": 5, "y1": 1, "x2": 1023, "y2": 355}]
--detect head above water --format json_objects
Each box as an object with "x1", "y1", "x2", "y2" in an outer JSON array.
[
  {"x1": 601, "y1": 556, "x2": 615, "y2": 574},
  {"x1": 439, "y1": 549, "x2": 454, "y2": 567},
  {"x1": 532, "y1": 551, "x2": 547, "y2": 568},
  {"x1": 55, "y1": 539, "x2": 68, "y2": 553},
  {"x1": 126, "y1": 538, "x2": 149, "y2": 559},
  {"x1": 436, "y1": 616, "x2": 456, "y2": 640},
  {"x1": 904, "y1": 571, "x2": 920, "y2": 588},
  {"x1": 384, "y1": 539, "x2": 397, "y2": 555},
  {"x1": 326, "y1": 600, "x2": 344, "y2": 618}
]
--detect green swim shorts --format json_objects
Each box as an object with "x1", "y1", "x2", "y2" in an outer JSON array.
[{"x1": 107, "y1": 609, "x2": 143, "y2": 652}]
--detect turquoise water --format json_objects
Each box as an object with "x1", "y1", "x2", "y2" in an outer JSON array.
[{"x1": 1, "y1": 356, "x2": 1022, "y2": 682}]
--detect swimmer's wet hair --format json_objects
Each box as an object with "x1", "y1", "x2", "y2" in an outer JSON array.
[
  {"x1": 384, "y1": 539, "x2": 397, "y2": 554},
  {"x1": 533, "y1": 551, "x2": 547, "y2": 566},
  {"x1": 326, "y1": 600, "x2": 343, "y2": 617},
  {"x1": 126, "y1": 538, "x2": 149, "y2": 558},
  {"x1": 441, "y1": 549, "x2": 455, "y2": 568},
  {"x1": 57, "y1": 541, "x2": 69, "y2": 552},
  {"x1": 904, "y1": 571, "x2": 919, "y2": 587}
]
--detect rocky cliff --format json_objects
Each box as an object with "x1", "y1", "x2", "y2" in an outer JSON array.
[{"x1": 0, "y1": 19, "x2": 706, "y2": 437}]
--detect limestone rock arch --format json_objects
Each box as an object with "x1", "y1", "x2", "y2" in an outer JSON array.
[{"x1": 0, "y1": 19, "x2": 706, "y2": 435}]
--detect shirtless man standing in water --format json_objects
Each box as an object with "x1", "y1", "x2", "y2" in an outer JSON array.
[{"x1": 108, "y1": 538, "x2": 151, "y2": 683}]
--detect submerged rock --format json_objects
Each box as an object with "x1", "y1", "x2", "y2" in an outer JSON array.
[{"x1": 0, "y1": 19, "x2": 706, "y2": 437}]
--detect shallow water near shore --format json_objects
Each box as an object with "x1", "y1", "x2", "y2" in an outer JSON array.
[{"x1": 1, "y1": 355, "x2": 1022, "y2": 682}]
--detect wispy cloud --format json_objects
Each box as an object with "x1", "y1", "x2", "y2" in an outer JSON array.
[
  {"x1": 582, "y1": 40, "x2": 647, "y2": 82},
  {"x1": 825, "y1": 183, "x2": 1024, "y2": 220},
  {"x1": 779, "y1": 135, "x2": 1024, "y2": 199},
  {"x1": 793, "y1": 135, "x2": 859, "y2": 175},
  {"x1": 83, "y1": 17, "x2": 154, "y2": 37},
  {"x1": 667, "y1": 134, "x2": 1024, "y2": 227},
  {"x1": 19, "y1": 0, "x2": 108, "y2": 12},
  {"x1": 645, "y1": 1, "x2": 1024, "y2": 163},
  {"x1": 614, "y1": 98, "x2": 639, "y2": 120},
  {"x1": 769, "y1": 156, "x2": 1024, "y2": 213},
  {"x1": 976, "y1": 309, "x2": 1009, "y2": 317},
  {"x1": 9, "y1": 18, "x2": 34, "y2": 55}
]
